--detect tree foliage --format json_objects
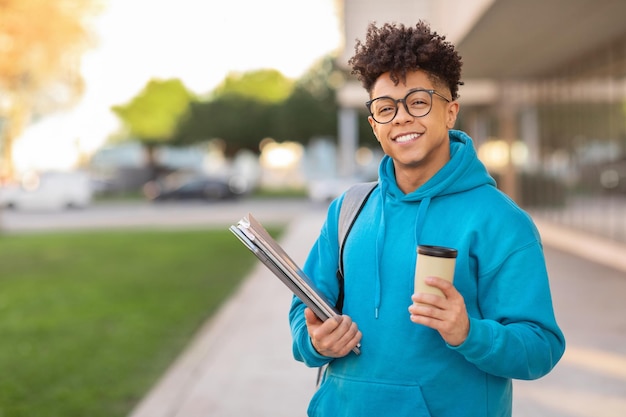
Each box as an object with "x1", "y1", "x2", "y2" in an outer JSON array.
[
  {"x1": 174, "y1": 97, "x2": 271, "y2": 153},
  {"x1": 111, "y1": 55, "x2": 369, "y2": 157},
  {"x1": 173, "y1": 57, "x2": 346, "y2": 154},
  {"x1": 0, "y1": 0, "x2": 100, "y2": 180},
  {"x1": 111, "y1": 78, "x2": 194, "y2": 179},
  {"x1": 274, "y1": 55, "x2": 344, "y2": 142},
  {"x1": 111, "y1": 78, "x2": 193, "y2": 144},
  {"x1": 211, "y1": 69, "x2": 294, "y2": 103}
]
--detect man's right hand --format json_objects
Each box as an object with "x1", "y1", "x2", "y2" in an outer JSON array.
[{"x1": 304, "y1": 307, "x2": 362, "y2": 358}]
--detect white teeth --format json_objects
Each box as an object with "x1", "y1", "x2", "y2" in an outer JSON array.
[{"x1": 395, "y1": 133, "x2": 419, "y2": 143}]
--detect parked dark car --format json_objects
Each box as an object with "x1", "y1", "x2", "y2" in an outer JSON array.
[{"x1": 145, "y1": 175, "x2": 246, "y2": 201}]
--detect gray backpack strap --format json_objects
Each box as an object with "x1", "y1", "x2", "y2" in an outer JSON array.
[
  {"x1": 338, "y1": 181, "x2": 378, "y2": 255},
  {"x1": 336, "y1": 181, "x2": 378, "y2": 309}
]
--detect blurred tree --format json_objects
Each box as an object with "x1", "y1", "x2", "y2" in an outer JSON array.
[
  {"x1": 111, "y1": 78, "x2": 194, "y2": 178},
  {"x1": 173, "y1": 69, "x2": 294, "y2": 154},
  {"x1": 0, "y1": 0, "x2": 100, "y2": 181},
  {"x1": 212, "y1": 69, "x2": 294, "y2": 103},
  {"x1": 174, "y1": 57, "x2": 350, "y2": 154},
  {"x1": 273, "y1": 55, "x2": 343, "y2": 142},
  {"x1": 175, "y1": 97, "x2": 271, "y2": 155}
]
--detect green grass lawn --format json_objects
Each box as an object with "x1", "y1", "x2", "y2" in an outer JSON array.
[{"x1": 0, "y1": 227, "x2": 281, "y2": 417}]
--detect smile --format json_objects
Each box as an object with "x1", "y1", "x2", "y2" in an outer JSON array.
[{"x1": 393, "y1": 133, "x2": 420, "y2": 143}]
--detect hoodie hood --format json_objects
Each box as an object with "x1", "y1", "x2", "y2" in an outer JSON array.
[
  {"x1": 369, "y1": 130, "x2": 495, "y2": 317},
  {"x1": 379, "y1": 129, "x2": 496, "y2": 201}
]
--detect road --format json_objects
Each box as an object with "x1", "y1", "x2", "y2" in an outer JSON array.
[{"x1": 0, "y1": 198, "x2": 319, "y2": 233}]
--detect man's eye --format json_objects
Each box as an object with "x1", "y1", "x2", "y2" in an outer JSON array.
[{"x1": 409, "y1": 99, "x2": 428, "y2": 107}]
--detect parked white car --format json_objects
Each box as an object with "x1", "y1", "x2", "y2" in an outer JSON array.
[
  {"x1": 307, "y1": 176, "x2": 369, "y2": 203},
  {"x1": 0, "y1": 171, "x2": 92, "y2": 211}
]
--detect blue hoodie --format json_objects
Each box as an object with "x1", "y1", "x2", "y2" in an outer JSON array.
[{"x1": 289, "y1": 130, "x2": 565, "y2": 417}]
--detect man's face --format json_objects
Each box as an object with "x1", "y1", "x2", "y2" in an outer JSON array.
[{"x1": 368, "y1": 70, "x2": 459, "y2": 189}]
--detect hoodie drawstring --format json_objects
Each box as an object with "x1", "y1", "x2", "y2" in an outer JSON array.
[
  {"x1": 372, "y1": 194, "x2": 431, "y2": 319},
  {"x1": 414, "y1": 197, "x2": 431, "y2": 246},
  {"x1": 373, "y1": 184, "x2": 387, "y2": 319}
]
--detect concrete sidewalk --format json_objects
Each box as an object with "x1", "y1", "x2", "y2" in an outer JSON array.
[{"x1": 128, "y1": 210, "x2": 626, "y2": 417}]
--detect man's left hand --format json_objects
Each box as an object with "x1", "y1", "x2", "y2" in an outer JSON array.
[{"x1": 408, "y1": 276, "x2": 470, "y2": 346}]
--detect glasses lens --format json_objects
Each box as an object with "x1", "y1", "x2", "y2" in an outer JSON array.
[
  {"x1": 405, "y1": 90, "x2": 432, "y2": 118},
  {"x1": 370, "y1": 97, "x2": 397, "y2": 123}
]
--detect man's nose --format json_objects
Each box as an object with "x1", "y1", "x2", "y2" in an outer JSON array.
[{"x1": 394, "y1": 101, "x2": 413, "y2": 123}]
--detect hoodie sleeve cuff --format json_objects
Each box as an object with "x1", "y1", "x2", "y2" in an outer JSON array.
[
  {"x1": 447, "y1": 316, "x2": 495, "y2": 361},
  {"x1": 296, "y1": 332, "x2": 333, "y2": 368}
]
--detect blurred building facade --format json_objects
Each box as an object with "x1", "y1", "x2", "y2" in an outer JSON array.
[{"x1": 335, "y1": 0, "x2": 626, "y2": 243}]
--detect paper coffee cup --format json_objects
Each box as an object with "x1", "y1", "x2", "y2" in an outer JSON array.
[{"x1": 414, "y1": 245, "x2": 458, "y2": 298}]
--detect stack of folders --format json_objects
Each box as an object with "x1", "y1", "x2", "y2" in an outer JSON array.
[{"x1": 230, "y1": 213, "x2": 360, "y2": 355}]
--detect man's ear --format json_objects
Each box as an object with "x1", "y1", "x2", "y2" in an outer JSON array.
[{"x1": 446, "y1": 101, "x2": 460, "y2": 129}]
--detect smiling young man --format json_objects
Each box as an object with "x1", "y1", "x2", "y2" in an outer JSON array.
[{"x1": 289, "y1": 21, "x2": 565, "y2": 417}]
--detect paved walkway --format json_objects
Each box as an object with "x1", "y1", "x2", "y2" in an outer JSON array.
[{"x1": 128, "y1": 209, "x2": 626, "y2": 417}]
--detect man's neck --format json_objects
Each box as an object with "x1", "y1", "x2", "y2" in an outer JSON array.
[{"x1": 393, "y1": 158, "x2": 449, "y2": 194}]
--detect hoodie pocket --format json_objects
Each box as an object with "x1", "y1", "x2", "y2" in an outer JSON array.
[{"x1": 308, "y1": 374, "x2": 432, "y2": 417}]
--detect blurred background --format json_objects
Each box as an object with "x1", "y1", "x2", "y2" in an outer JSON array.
[
  {"x1": 1, "y1": 1, "x2": 625, "y2": 417},
  {"x1": 1, "y1": 0, "x2": 625, "y2": 244}
]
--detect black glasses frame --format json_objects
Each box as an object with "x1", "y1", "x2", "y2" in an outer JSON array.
[{"x1": 365, "y1": 89, "x2": 451, "y2": 124}]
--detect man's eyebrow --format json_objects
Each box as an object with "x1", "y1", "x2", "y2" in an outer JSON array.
[{"x1": 372, "y1": 87, "x2": 431, "y2": 99}]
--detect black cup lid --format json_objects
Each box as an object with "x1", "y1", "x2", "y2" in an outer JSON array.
[{"x1": 418, "y1": 245, "x2": 458, "y2": 258}]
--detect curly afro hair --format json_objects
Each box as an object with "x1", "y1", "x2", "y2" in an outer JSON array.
[{"x1": 348, "y1": 21, "x2": 463, "y2": 100}]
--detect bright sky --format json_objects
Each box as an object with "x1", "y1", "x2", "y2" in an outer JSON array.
[{"x1": 13, "y1": 0, "x2": 341, "y2": 173}]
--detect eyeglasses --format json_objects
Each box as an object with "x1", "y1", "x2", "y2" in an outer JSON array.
[{"x1": 366, "y1": 89, "x2": 451, "y2": 124}]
